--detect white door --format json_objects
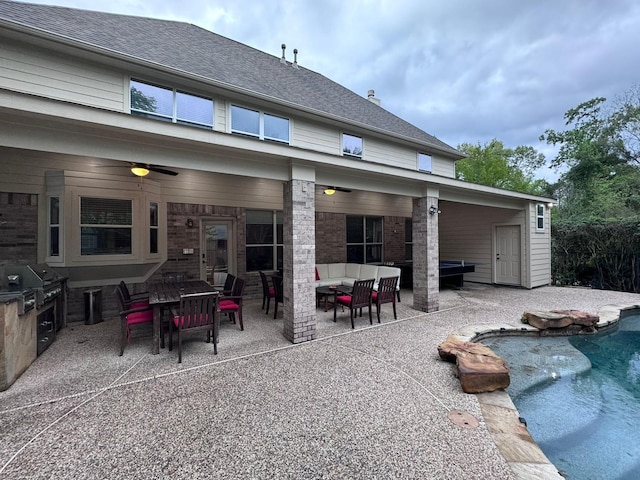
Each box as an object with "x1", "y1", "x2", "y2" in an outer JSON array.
[
  {"x1": 495, "y1": 225, "x2": 521, "y2": 285},
  {"x1": 201, "y1": 220, "x2": 235, "y2": 283}
]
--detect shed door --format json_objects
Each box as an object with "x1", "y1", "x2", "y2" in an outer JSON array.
[{"x1": 495, "y1": 225, "x2": 521, "y2": 285}]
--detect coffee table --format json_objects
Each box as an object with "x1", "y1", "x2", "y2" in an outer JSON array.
[{"x1": 316, "y1": 285, "x2": 353, "y2": 312}]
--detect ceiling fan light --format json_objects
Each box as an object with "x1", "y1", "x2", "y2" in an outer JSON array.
[
  {"x1": 324, "y1": 187, "x2": 336, "y2": 195},
  {"x1": 131, "y1": 166, "x2": 150, "y2": 177}
]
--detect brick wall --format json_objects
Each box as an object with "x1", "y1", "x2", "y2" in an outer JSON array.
[
  {"x1": 383, "y1": 216, "x2": 407, "y2": 263},
  {"x1": 315, "y1": 212, "x2": 346, "y2": 263},
  {"x1": 0, "y1": 192, "x2": 38, "y2": 268}
]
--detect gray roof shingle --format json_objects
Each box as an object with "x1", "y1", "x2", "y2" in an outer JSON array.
[{"x1": 0, "y1": 0, "x2": 461, "y2": 156}]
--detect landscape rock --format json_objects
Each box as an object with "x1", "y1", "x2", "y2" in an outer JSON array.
[
  {"x1": 522, "y1": 310, "x2": 599, "y2": 330},
  {"x1": 438, "y1": 335, "x2": 510, "y2": 394}
]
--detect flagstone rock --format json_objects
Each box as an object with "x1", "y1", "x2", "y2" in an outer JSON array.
[
  {"x1": 438, "y1": 335, "x2": 510, "y2": 394},
  {"x1": 522, "y1": 310, "x2": 599, "y2": 330}
]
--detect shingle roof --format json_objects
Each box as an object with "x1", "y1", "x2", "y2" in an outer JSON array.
[{"x1": 0, "y1": 0, "x2": 461, "y2": 156}]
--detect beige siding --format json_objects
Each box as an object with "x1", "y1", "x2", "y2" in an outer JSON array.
[
  {"x1": 291, "y1": 119, "x2": 340, "y2": 154},
  {"x1": 529, "y1": 202, "x2": 552, "y2": 287},
  {"x1": 431, "y1": 155, "x2": 456, "y2": 177},
  {"x1": 365, "y1": 137, "x2": 417, "y2": 169},
  {"x1": 0, "y1": 39, "x2": 125, "y2": 111},
  {"x1": 439, "y1": 201, "x2": 525, "y2": 285},
  {"x1": 316, "y1": 189, "x2": 412, "y2": 217}
]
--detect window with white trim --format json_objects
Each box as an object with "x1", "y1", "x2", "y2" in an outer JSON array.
[
  {"x1": 48, "y1": 196, "x2": 60, "y2": 257},
  {"x1": 149, "y1": 201, "x2": 159, "y2": 254},
  {"x1": 418, "y1": 152, "x2": 432, "y2": 172},
  {"x1": 342, "y1": 133, "x2": 363, "y2": 158},
  {"x1": 130, "y1": 79, "x2": 213, "y2": 128},
  {"x1": 80, "y1": 197, "x2": 132, "y2": 255},
  {"x1": 231, "y1": 105, "x2": 290, "y2": 143},
  {"x1": 346, "y1": 215, "x2": 383, "y2": 263},
  {"x1": 246, "y1": 210, "x2": 283, "y2": 271},
  {"x1": 536, "y1": 204, "x2": 545, "y2": 231},
  {"x1": 405, "y1": 217, "x2": 413, "y2": 261}
]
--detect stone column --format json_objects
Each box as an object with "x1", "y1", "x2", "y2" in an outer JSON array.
[
  {"x1": 282, "y1": 170, "x2": 316, "y2": 343},
  {"x1": 412, "y1": 195, "x2": 439, "y2": 312}
]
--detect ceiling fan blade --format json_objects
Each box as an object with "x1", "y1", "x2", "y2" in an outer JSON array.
[
  {"x1": 335, "y1": 187, "x2": 352, "y2": 193},
  {"x1": 148, "y1": 165, "x2": 179, "y2": 176}
]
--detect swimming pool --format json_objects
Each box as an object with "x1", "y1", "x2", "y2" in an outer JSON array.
[{"x1": 482, "y1": 312, "x2": 640, "y2": 480}]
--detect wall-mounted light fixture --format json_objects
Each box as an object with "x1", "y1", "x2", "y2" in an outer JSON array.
[
  {"x1": 324, "y1": 188, "x2": 336, "y2": 195},
  {"x1": 130, "y1": 165, "x2": 150, "y2": 177},
  {"x1": 186, "y1": 218, "x2": 194, "y2": 228},
  {"x1": 429, "y1": 205, "x2": 441, "y2": 215}
]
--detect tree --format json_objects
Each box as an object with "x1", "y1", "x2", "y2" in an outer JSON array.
[
  {"x1": 130, "y1": 86, "x2": 157, "y2": 112},
  {"x1": 540, "y1": 85, "x2": 640, "y2": 221},
  {"x1": 455, "y1": 138, "x2": 549, "y2": 195}
]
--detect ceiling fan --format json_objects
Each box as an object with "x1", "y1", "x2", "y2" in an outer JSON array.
[
  {"x1": 322, "y1": 186, "x2": 351, "y2": 195},
  {"x1": 129, "y1": 163, "x2": 179, "y2": 177}
]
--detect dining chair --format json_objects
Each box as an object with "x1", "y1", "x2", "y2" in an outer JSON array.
[
  {"x1": 218, "y1": 277, "x2": 245, "y2": 330},
  {"x1": 271, "y1": 275, "x2": 283, "y2": 319},
  {"x1": 169, "y1": 291, "x2": 219, "y2": 363},
  {"x1": 333, "y1": 278, "x2": 375, "y2": 329},
  {"x1": 372, "y1": 276, "x2": 398, "y2": 323},
  {"x1": 220, "y1": 273, "x2": 236, "y2": 296},
  {"x1": 259, "y1": 271, "x2": 276, "y2": 314},
  {"x1": 114, "y1": 284, "x2": 153, "y2": 356},
  {"x1": 118, "y1": 280, "x2": 149, "y2": 309}
]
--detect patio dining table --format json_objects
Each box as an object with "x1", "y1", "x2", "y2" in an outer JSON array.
[{"x1": 147, "y1": 280, "x2": 216, "y2": 354}]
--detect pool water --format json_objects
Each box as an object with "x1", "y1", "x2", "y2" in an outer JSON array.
[{"x1": 483, "y1": 313, "x2": 640, "y2": 480}]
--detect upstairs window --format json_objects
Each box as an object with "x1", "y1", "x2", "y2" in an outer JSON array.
[
  {"x1": 343, "y1": 133, "x2": 363, "y2": 158},
  {"x1": 80, "y1": 197, "x2": 132, "y2": 255},
  {"x1": 418, "y1": 152, "x2": 432, "y2": 172},
  {"x1": 231, "y1": 106, "x2": 290, "y2": 143},
  {"x1": 130, "y1": 79, "x2": 213, "y2": 128},
  {"x1": 536, "y1": 204, "x2": 545, "y2": 231}
]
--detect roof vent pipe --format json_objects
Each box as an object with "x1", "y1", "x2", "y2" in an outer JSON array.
[
  {"x1": 367, "y1": 89, "x2": 381, "y2": 106},
  {"x1": 293, "y1": 48, "x2": 299, "y2": 69},
  {"x1": 280, "y1": 43, "x2": 287, "y2": 64}
]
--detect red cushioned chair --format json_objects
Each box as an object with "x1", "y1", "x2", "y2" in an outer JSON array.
[
  {"x1": 115, "y1": 284, "x2": 153, "y2": 356},
  {"x1": 118, "y1": 280, "x2": 149, "y2": 309},
  {"x1": 333, "y1": 278, "x2": 375, "y2": 329},
  {"x1": 372, "y1": 276, "x2": 398, "y2": 323},
  {"x1": 168, "y1": 291, "x2": 219, "y2": 363},
  {"x1": 259, "y1": 271, "x2": 275, "y2": 314},
  {"x1": 218, "y1": 277, "x2": 245, "y2": 330}
]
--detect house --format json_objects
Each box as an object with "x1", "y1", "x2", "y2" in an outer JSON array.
[{"x1": 0, "y1": 1, "x2": 554, "y2": 343}]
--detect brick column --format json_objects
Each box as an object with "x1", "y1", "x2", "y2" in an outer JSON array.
[
  {"x1": 412, "y1": 196, "x2": 439, "y2": 312},
  {"x1": 283, "y1": 179, "x2": 317, "y2": 343}
]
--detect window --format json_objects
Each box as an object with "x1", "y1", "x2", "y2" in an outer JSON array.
[
  {"x1": 49, "y1": 197, "x2": 60, "y2": 257},
  {"x1": 130, "y1": 79, "x2": 213, "y2": 128},
  {"x1": 246, "y1": 210, "x2": 283, "y2": 271},
  {"x1": 80, "y1": 197, "x2": 132, "y2": 255},
  {"x1": 405, "y1": 218, "x2": 413, "y2": 261},
  {"x1": 231, "y1": 105, "x2": 290, "y2": 143},
  {"x1": 343, "y1": 133, "x2": 363, "y2": 158},
  {"x1": 346, "y1": 216, "x2": 383, "y2": 263},
  {"x1": 418, "y1": 152, "x2": 432, "y2": 172},
  {"x1": 149, "y1": 202, "x2": 159, "y2": 254},
  {"x1": 536, "y1": 204, "x2": 545, "y2": 231}
]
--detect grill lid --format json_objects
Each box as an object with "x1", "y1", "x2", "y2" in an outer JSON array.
[{"x1": 4, "y1": 263, "x2": 66, "y2": 288}]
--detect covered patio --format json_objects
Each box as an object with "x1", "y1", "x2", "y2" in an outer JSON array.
[{"x1": 3, "y1": 284, "x2": 639, "y2": 479}]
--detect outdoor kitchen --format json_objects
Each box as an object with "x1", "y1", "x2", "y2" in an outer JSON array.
[{"x1": 0, "y1": 263, "x2": 66, "y2": 391}]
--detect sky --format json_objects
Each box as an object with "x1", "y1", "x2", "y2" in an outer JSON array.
[{"x1": 19, "y1": 0, "x2": 640, "y2": 181}]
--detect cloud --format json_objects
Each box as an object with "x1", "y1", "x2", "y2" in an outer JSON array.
[{"x1": 18, "y1": 0, "x2": 640, "y2": 182}]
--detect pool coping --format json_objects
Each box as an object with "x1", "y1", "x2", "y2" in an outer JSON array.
[{"x1": 448, "y1": 302, "x2": 640, "y2": 480}]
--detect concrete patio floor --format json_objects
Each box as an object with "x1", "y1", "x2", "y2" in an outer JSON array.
[{"x1": 2, "y1": 283, "x2": 640, "y2": 479}]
